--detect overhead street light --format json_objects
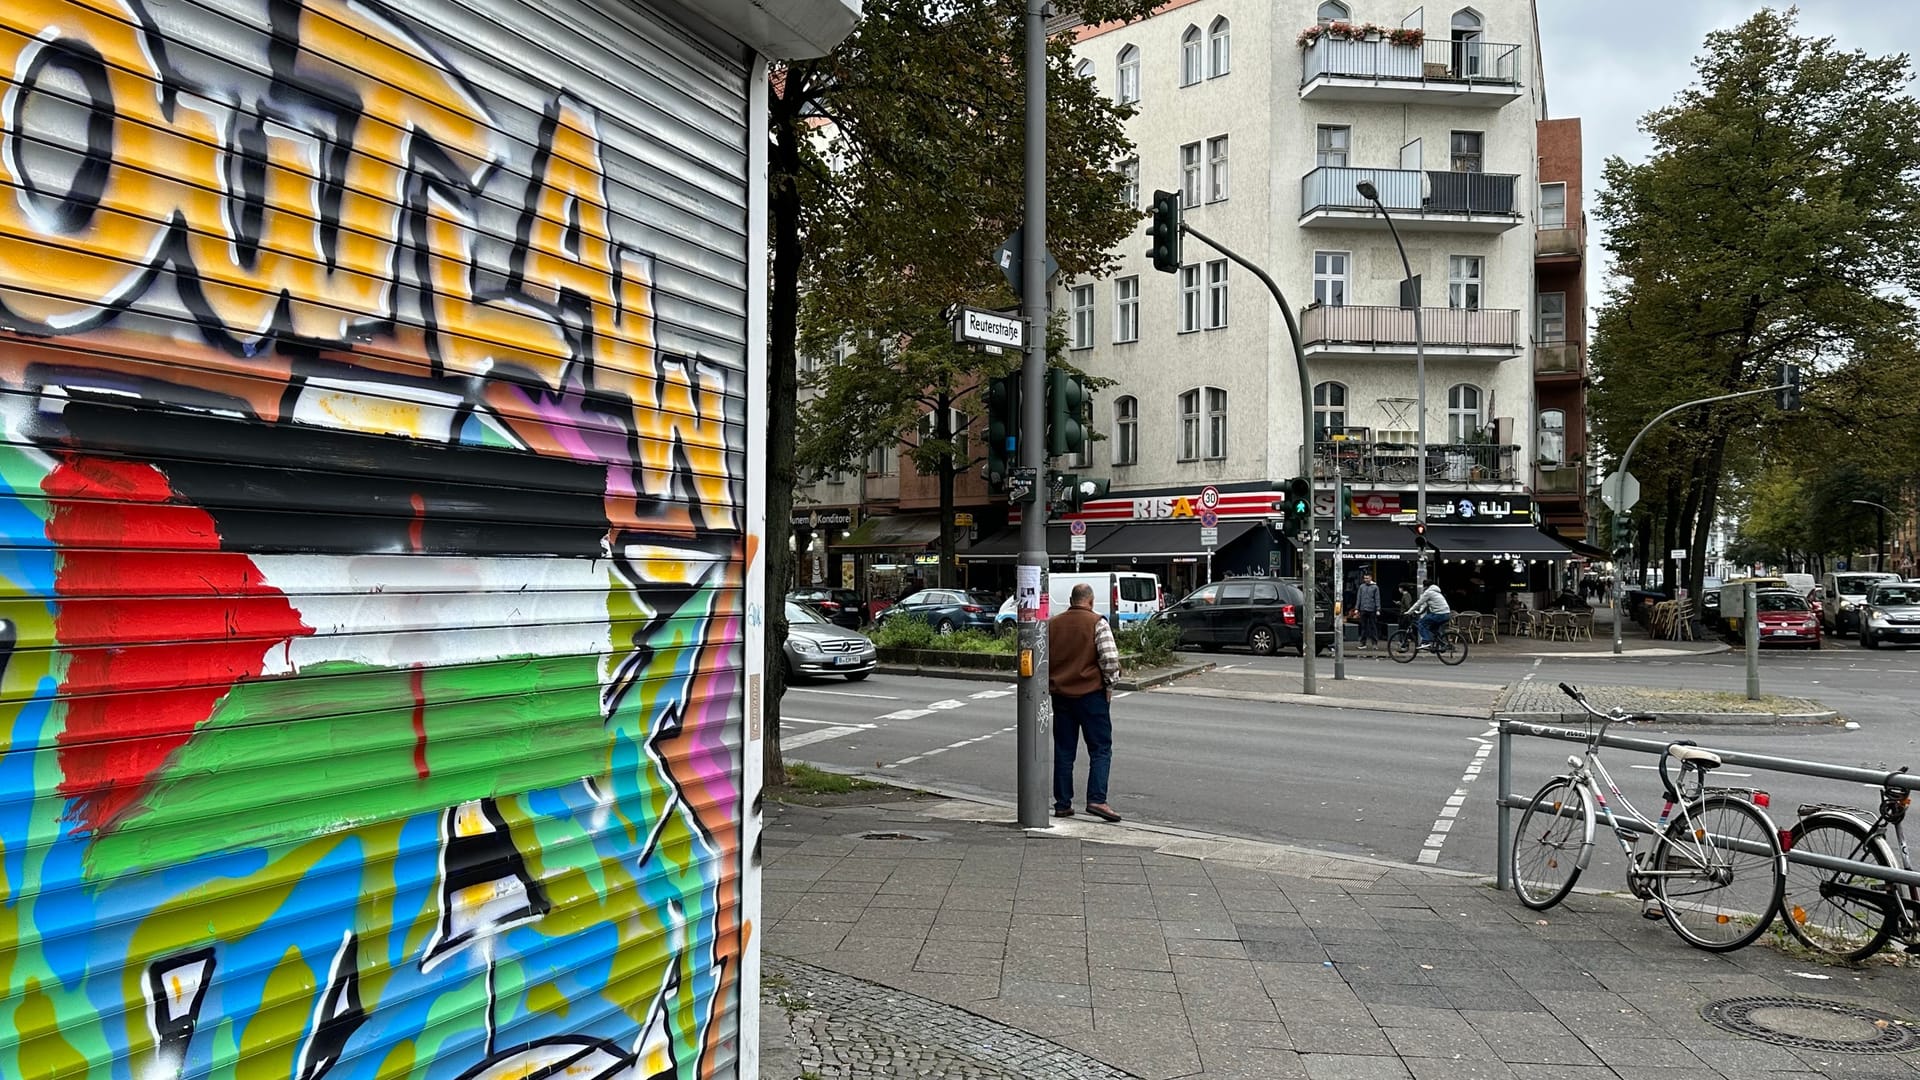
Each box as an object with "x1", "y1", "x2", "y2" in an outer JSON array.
[{"x1": 1356, "y1": 179, "x2": 1429, "y2": 585}]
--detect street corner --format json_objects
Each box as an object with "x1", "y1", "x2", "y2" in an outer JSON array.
[{"x1": 1495, "y1": 681, "x2": 1844, "y2": 727}]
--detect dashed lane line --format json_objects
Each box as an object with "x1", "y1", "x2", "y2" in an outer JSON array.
[
  {"x1": 1419, "y1": 735, "x2": 1494, "y2": 865},
  {"x1": 789, "y1": 686, "x2": 900, "y2": 700},
  {"x1": 887, "y1": 725, "x2": 1017, "y2": 770},
  {"x1": 783, "y1": 725, "x2": 868, "y2": 749}
]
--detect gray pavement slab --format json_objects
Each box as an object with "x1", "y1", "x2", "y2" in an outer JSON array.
[{"x1": 763, "y1": 796, "x2": 1920, "y2": 1080}]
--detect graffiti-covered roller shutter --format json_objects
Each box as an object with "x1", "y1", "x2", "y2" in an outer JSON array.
[{"x1": 0, "y1": 0, "x2": 756, "y2": 1074}]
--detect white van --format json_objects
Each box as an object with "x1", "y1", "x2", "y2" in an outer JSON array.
[{"x1": 1051, "y1": 572, "x2": 1163, "y2": 625}]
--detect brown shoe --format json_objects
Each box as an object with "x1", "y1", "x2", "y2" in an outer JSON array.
[
  {"x1": 1053, "y1": 806, "x2": 1075, "y2": 818},
  {"x1": 1086, "y1": 803, "x2": 1122, "y2": 822}
]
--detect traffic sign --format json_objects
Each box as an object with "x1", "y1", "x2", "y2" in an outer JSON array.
[
  {"x1": 994, "y1": 229, "x2": 1060, "y2": 297},
  {"x1": 1201, "y1": 527, "x2": 1219, "y2": 549},
  {"x1": 1199, "y1": 509, "x2": 1219, "y2": 529},
  {"x1": 1669, "y1": 548, "x2": 1688, "y2": 561},
  {"x1": 1068, "y1": 519, "x2": 1087, "y2": 536},
  {"x1": 1070, "y1": 532, "x2": 1087, "y2": 553},
  {"x1": 1601, "y1": 471, "x2": 1641, "y2": 513},
  {"x1": 949, "y1": 306, "x2": 1025, "y2": 350},
  {"x1": 1199, "y1": 485, "x2": 1219, "y2": 511}
]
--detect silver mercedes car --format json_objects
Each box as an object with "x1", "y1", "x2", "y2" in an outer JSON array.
[
  {"x1": 784, "y1": 601, "x2": 878, "y2": 680},
  {"x1": 1860, "y1": 582, "x2": 1920, "y2": 649}
]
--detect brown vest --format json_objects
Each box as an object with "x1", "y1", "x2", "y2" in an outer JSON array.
[{"x1": 1048, "y1": 607, "x2": 1104, "y2": 697}]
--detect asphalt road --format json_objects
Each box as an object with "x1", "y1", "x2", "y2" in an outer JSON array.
[{"x1": 779, "y1": 644, "x2": 1920, "y2": 882}]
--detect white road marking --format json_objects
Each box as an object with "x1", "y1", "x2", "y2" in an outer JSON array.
[
  {"x1": 884, "y1": 724, "x2": 1018, "y2": 770},
  {"x1": 783, "y1": 725, "x2": 865, "y2": 749},
  {"x1": 970, "y1": 689, "x2": 1013, "y2": 699},
  {"x1": 1419, "y1": 740, "x2": 1494, "y2": 865},
  {"x1": 790, "y1": 687, "x2": 900, "y2": 700},
  {"x1": 927, "y1": 699, "x2": 966, "y2": 711},
  {"x1": 877, "y1": 708, "x2": 934, "y2": 721},
  {"x1": 783, "y1": 717, "x2": 876, "y2": 728}
]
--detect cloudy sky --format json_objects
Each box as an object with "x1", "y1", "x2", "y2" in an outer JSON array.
[{"x1": 1536, "y1": 1, "x2": 1920, "y2": 295}]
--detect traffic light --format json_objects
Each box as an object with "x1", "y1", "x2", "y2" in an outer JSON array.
[
  {"x1": 1046, "y1": 369, "x2": 1089, "y2": 457},
  {"x1": 1775, "y1": 362, "x2": 1803, "y2": 412},
  {"x1": 1058, "y1": 475, "x2": 1110, "y2": 512},
  {"x1": 1146, "y1": 189, "x2": 1182, "y2": 274},
  {"x1": 984, "y1": 374, "x2": 1020, "y2": 490},
  {"x1": 1281, "y1": 476, "x2": 1311, "y2": 536},
  {"x1": 1414, "y1": 521, "x2": 1428, "y2": 548}
]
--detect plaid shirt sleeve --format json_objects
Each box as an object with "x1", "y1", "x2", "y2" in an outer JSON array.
[{"x1": 1094, "y1": 618, "x2": 1121, "y2": 685}]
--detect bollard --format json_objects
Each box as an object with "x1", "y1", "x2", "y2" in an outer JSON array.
[{"x1": 1495, "y1": 719, "x2": 1512, "y2": 891}]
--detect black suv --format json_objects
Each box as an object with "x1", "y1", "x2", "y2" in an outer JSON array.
[
  {"x1": 1153, "y1": 578, "x2": 1336, "y2": 656},
  {"x1": 787, "y1": 587, "x2": 867, "y2": 630}
]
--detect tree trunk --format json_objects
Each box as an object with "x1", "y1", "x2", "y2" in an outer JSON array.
[
  {"x1": 1687, "y1": 431, "x2": 1729, "y2": 600},
  {"x1": 936, "y1": 387, "x2": 958, "y2": 590},
  {"x1": 1677, "y1": 446, "x2": 1707, "y2": 597}
]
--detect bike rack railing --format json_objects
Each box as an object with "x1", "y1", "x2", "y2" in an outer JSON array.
[{"x1": 1495, "y1": 717, "x2": 1920, "y2": 891}]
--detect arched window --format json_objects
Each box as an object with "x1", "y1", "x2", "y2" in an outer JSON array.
[
  {"x1": 1116, "y1": 45, "x2": 1141, "y2": 104},
  {"x1": 1317, "y1": 1, "x2": 1351, "y2": 26},
  {"x1": 1538, "y1": 409, "x2": 1566, "y2": 467},
  {"x1": 1114, "y1": 396, "x2": 1139, "y2": 465},
  {"x1": 1313, "y1": 382, "x2": 1347, "y2": 442},
  {"x1": 1209, "y1": 17, "x2": 1231, "y2": 77},
  {"x1": 1446, "y1": 384, "x2": 1484, "y2": 443},
  {"x1": 1451, "y1": 8, "x2": 1484, "y2": 76},
  {"x1": 1075, "y1": 58, "x2": 1095, "y2": 82},
  {"x1": 1180, "y1": 26, "x2": 1203, "y2": 86}
]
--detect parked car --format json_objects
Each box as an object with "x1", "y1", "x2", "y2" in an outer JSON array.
[
  {"x1": 1152, "y1": 578, "x2": 1335, "y2": 657},
  {"x1": 995, "y1": 595, "x2": 1017, "y2": 632},
  {"x1": 873, "y1": 589, "x2": 999, "y2": 635},
  {"x1": 1754, "y1": 590, "x2": 1821, "y2": 648},
  {"x1": 787, "y1": 586, "x2": 866, "y2": 629},
  {"x1": 783, "y1": 601, "x2": 877, "y2": 680},
  {"x1": 1820, "y1": 571, "x2": 1901, "y2": 638},
  {"x1": 1858, "y1": 582, "x2": 1920, "y2": 649}
]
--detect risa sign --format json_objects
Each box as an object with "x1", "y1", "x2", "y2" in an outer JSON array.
[{"x1": 1130, "y1": 495, "x2": 1204, "y2": 520}]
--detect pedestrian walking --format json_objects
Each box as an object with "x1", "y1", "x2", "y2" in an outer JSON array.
[
  {"x1": 1049, "y1": 583, "x2": 1122, "y2": 822},
  {"x1": 1356, "y1": 574, "x2": 1383, "y2": 651}
]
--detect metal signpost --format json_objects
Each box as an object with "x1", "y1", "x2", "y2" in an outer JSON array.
[
  {"x1": 1201, "y1": 509, "x2": 1218, "y2": 582},
  {"x1": 1015, "y1": 0, "x2": 1050, "y2": 829},
  {"x1": 1070, "y1": 518, "x2": 1087, "y2": 570}
]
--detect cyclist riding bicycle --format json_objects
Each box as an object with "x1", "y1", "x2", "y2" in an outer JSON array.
[{"x1": 1405, "y1": 582, "x2": 1453, "y2": 648}]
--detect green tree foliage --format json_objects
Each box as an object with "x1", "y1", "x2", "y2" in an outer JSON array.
[{"x1": 1590, "y1": 7, "x2": 1920, "y2": 594}]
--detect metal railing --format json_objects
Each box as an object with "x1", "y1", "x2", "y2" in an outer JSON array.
[
  {"x1": 1532, "y1": 464, "x2": 1585, "y2": 495},
  {"x1": 1495, "y1": 717, "x2": 1920, "y2": 891},
  {"x1": 1534, "y1": 337, "x2": 1583, "y2": 375},
  {"x1": 1303, "y1": 166, "x2": 1520, "y2": 217},
  {"x1": 1300, "y1": 304, "x2": 1520, "y2": 351},
  {"x1": 1314, "y1": 438, "x2": 1519, "y2": 484},
  {"x1": 1535, "y1": 218, "x2": 1585, "y2": 258},
  {"x1": 1301, "y1": 35, "x2": 1523, "y2": 86}
]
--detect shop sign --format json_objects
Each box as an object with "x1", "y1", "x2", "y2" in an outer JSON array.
[
  {"x1": 1131, "y1": 495, "x2": 1202, "y2": 520},
  {"x1": 1428, "y1": 497, "x2": 1530, "y2": 523},
  {"x1": 1350, "y1": 493, "x2": 1402, "y2": 517},
  {"x1": 793, "y1": 507, "x2": 855, "y2": 529}
]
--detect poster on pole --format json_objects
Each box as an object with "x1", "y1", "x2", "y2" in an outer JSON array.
[{"x1": 1016, "y1": 563, "x2": 1047, "y2": 621}]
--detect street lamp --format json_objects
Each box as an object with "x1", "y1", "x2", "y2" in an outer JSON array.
[
  {"x1": 1357, "y1": 179, "x2": 1429, "y2": 585},
  {"x1": 1852, "y1": 499, "x2": 1892, "y2": 572}
]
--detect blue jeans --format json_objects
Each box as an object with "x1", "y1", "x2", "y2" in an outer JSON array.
[
  {"x1": 1418, "y1": 612, "x2": 1451, "y2": 644},
  {"x1": 1052, "y1": 690, "x2": 1112, "y2": 808}
]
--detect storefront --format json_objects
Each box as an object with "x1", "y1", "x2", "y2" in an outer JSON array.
[
  {"x1": 1318, "y1": 494, "x2": 1581, "y2": 615},
  {"x1": 794, "y1": 506, "x2": 857, "y2": 586}
]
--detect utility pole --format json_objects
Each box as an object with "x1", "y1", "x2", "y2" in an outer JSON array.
[{"x1": 1014, "y1": 0, "x2": 1050, "y2": 829}]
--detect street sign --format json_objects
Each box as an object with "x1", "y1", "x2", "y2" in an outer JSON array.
[
  {"x1": 1199, "y1": 509, "x2": 1219, "y2": 529},
  {"x1": 950, "y1": 306, "x2": 1025, "y2": 350},
  {"x1": 1669, "y1": 548, "x2": 1687, "y2": 561},
  {"x1": 994, "y1": 229, "x2": 1060, "y2": 298},
  {"x1": 1008, "y1": 466, "x2": 1037, "y2": 506},
  {"x1": 1199, "y1": 485, "x2": 1219, "y2": 511},
  {"x1": 1070, "y1": 532, "x2": 1087, "y2": 553},
  {"x1": 1601, "y1": 471, "x2": 1641, "y2": 513},
  {"x1": 1068, "y1": 519, "x2": 1087, "y2": 536},
  {"x1": 1201, "y1": 527, "x2": 1218, "y2": 549}
]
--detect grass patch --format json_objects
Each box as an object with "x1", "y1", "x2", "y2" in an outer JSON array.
[
  {"x1": 783, "y1": 761, "x2": 885, "y2": 794},
  {"x1": 1117, "y1": 619, "x2": 1179, "y2": 669},
  {"x1": 871, "y1": 618, "x2": 1012, "y2": 653}
]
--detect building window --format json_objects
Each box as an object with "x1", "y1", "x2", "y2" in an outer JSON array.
[
  {"x1": 1537, "y1": 292, "x2": 1566, "y2": 341},
  {"x1": 1120, "y1": 155, "x2": 1139, "y2": 209},
  {"x1": 1069, "y1": 284, "x2": 1095, "y2": 349},
  {"x1": 1539, "y1": 408, "x2": 1566, "y2": 467},
  {"x1": 1205, "y1": 259, "x2": 1229, "y2": 329},
  {"x1": 1180, "y1": 142, "x2": 1202, "y2": 208},
  {"x1": 1179, "y1": 265, "x2": 1201, "y2": 333},
  {"x1": 1539, "y1": 182, "x2": 1566, "y2": 227},
  {"x1": 1448, "y1": 255, "x2": 1483, "y2": 310},
  {"x1": 1207, "y1": 135, "x2": 1230, "y2": 202},
  {"x1": 1312, "y1": 250, "x2": 1349, "y2": 307},
  {"x1": 1450, "y1": 130, "x2": 1483, "y2": 173},
  {"x1": 1452, "y1": 9, "x2": 1485, "y2": 76},
  {"x1": 866, "y1": 445, "x2": 892, "y2": 475},
  {"x1": 1209, "y1": 17, "x2": 1231, "y2": 77},
  {"x1": 1317, "y1": 1, "x2": 1350, "y2": 25},
  {"x1": 918, "y1": 408, "x2": 969, "y2": 466},
  {"x1": 1206, "y1": 387, "x2": 1227, "y2": 459},
  {"x1": 1181, "y1": 25, "x2": 1203, "y2": 86},
  {"x1": 1076, "y1": 58, "x2": 1094, "y2": 82},
  {"x1": 1117, "y1": 45, "x2": 1140, "y2": 104},
  {"x1": 1314, "y1": 381, "x2": 1347, "y2": 442},
  {"x1": 1114, "y1": 395, "x2": 1139, "y2": 465},
  {"x1": 1178, "y1": 388, "x2": 1226, "y2": 460},
  {"x1": 1446, "y1": 384, "x2": 1484, "y2": 443},
  {"x1": 1179, "y1": 389, "x2": 1201, "y2": 461},
  {"x1": 1114, "y1": 276, "x2": 1140, "y2": 343},
  {"x1": 1316, "y1": 125, "x2": 1349, "y2": 168}
]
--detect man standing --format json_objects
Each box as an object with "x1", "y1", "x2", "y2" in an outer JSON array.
[
  {"x1": 1049, "y1": 583, "x2": 1122, "y2": 822},
  {"x1": 1356, "y1": 574, "x2": 1382, "y2": 652}
]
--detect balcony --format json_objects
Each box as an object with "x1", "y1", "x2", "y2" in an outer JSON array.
[
  {"x1": 1535, "y1": 217, "x2": 1585, "y2": 261},
  {"x1": 1299, "y1": 35, "x2": 1523, "y2": 106},
  {"x1": 1533, "y1": 463, "x2": 1587, "y2": 496},
  {"x1": 1301, "y1": 166, "x2": 1521, "y2": 233},
  {"x1": 1314, "y1": 434, "x2": 1521, "y2": 486},
  {"x1": 1300, "y1": 305, "x2": 1521, "y2": 361},
  {"x1": 1534, "y1": 337, "x2": 1584, "y2": 378}
]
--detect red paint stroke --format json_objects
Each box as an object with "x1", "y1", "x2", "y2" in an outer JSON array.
[
  {"x1": 408, "y1": 492, "x2": 425, "y2": 552},
  {"x1": 409, "y1": 665, "x2": 429, "y2": 779},
  {"x1": 48, "y1": 456, "x2": 312, "y2": 837}
]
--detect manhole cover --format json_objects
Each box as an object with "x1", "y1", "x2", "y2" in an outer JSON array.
[
  {"x1": 1701, "y1": 996, "x2": 1920, "y2": 1054},
  {"x1": 858, "y1": 832, "x2": 930, "y2": 842}
]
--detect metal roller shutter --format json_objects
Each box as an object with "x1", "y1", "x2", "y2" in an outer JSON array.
[{"x1": 0, "y1": 0, "x2": 755, "y2": 1074}]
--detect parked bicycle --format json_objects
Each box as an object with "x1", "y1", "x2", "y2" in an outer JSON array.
[
  {"x1": 1781, "y1": 768, "x2": 1919, "y2": 961},
  {"x1": 1509, "y1": 683, "x2": 1786, "y2": 952},
  {"x1": 1387, "y1": 616, "x2": 1468, "y2": 666}
]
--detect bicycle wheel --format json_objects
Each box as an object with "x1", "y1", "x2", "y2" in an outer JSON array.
[
  {"x1": 1511, "y1": 776, "x2": 1592, "y2": 910},
  {"x1": 1782, "y1": 813, "x2": 1896, "y2": 961},
  {"x1": 1388, "y1": 630, "x2": 1418, "y2": 663},
  {"x1": 1653, "y1": 793, "x2": 1785, "y2": 951},
  {"x1": 1436, "y1": 629, "x2": 1469, "y2": 666}
]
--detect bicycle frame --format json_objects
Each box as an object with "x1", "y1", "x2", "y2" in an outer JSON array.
[
  {"x1": 1811, "y1": 784, "x2": 1920, "y2": 936},
  {"x1": 1558, "y1": 711, "x2": 1728, "y2": 883}
]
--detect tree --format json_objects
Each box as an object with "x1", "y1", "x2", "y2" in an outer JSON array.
[
  {"x1": 764, "y1": 0, "x2": 1157, "y2": 783},
  {"x1": 1589, "y1": 7, "x2": 1920, "y2": 601}
]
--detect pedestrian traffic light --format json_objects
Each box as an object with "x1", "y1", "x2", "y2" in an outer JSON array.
[
  {"x1": 985, "y1": 374, "x2": 1020, "y2": 490},
  {"x1": 1046, "y1": 369, "x2": 1089, "y2": 457},
  {"x1": 1146, "y1": 189, "x2": 1182, "y2": 274},
  {"x1": 1060, "y1": 475, "x2": 1110, "y2": 512},
  {"x1": 1414, "y1": 521, "x2": 1428, "y2": 547},
  {"x1": 1775, "y1": 362, "x2": 1803, "y2": 412},
  {"x1": 1281, "y1": 476, "x2": 1311, "y2": 536}
]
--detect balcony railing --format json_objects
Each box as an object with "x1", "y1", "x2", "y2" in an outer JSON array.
[
  {"x1": 1303, "y1": 166, "x2": 1519, "y2": 218},
  {"x1": 1301, "y1": 36, "x2": 1523, "y2": 87},
  {"x1": 1301, "y1": 305, "x2": 1521, "y2": 352},
  {"x1": 1534, "y1": 337, "x2": 1584, "y2": 376},
  {"x1": 1533, "y1": 465, "x2": 1586, "y2": 495},
  {"x1": 1314, "y1": 436, "x2": 1520, "y2": 485},
  {"x1": 1535, "y1": 217, "x2": 1585, "y2": 259}
]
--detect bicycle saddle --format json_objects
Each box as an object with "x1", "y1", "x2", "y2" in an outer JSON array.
[{"x1": 1667, "y1": 745, "x2": 1721, "y2": 770}]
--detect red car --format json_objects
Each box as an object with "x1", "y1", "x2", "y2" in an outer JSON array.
[{"x1": 1756, "y1": 590, "x2": 1822, "y2": 648}]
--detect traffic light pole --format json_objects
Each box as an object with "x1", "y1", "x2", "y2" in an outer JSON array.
[
  {"x1": 1182, "y1": 222, "x2": 1316, "y2": 694},
  {"x1": 1015, "y1": 0, "x2": 1051, "y2": 829}
]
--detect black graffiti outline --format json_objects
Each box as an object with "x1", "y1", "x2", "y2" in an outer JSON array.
[
  {"x1": 293, "y1": 930, "x2": 367, "y2": 1080},
  {"x1": 141, "y1": 946, "x2": 216, "y2": 1078},
  {"x1": 8, "y1": 37, "x2": 114, "y2": 234}
]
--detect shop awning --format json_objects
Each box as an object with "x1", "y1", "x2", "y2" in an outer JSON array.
[
  {"x1": 836, "y1": 514, "x2": 942, "y2": 551},
  {"x1": 1327, "y1": 520, "x2": 1419, "y2": 560},
  {"x1": 1426, "y1": 524, "x2": 1573, "y2": 561},
  {"x1": 1089, "y1": 520, "x2": 1262, "y2": 559},
  {"x1": 959, "y1": 524, "x2": 1123, "y2": 561},
  {"x1": 1556, "y1": 534, "x2": 1612, "y2": 562}
]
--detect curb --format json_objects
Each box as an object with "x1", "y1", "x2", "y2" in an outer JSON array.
[
  {"x1": 1497, "y1": 708, "x2": 1842, "y2": 727},
  {"x1": 873, "y1": 660, "x2": 1215, "y2": 691},
  {"x1": 1154, "y1": 684, "x2": 1494, "y2": 719}
]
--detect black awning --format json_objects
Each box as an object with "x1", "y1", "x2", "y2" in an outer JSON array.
[
  {"x1": 1330, "y1": 520, "x2": 1419, "y2": 560},
  {"x1": 959, "y1": 523, "x2": 1121, "y2": 561},
  {"x1": 1426, "y1": 524, "x2": 1573, "y2": 561},
  {"x1": 1556, "y1": 535, "x2": 1611, "y2": 562},
  {"x1": 1089, "y1": 520, "x2": 1261, "y2": 559},
  {"x1": 835, "y1": 513, "x2": 943, "y2": 551}
]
